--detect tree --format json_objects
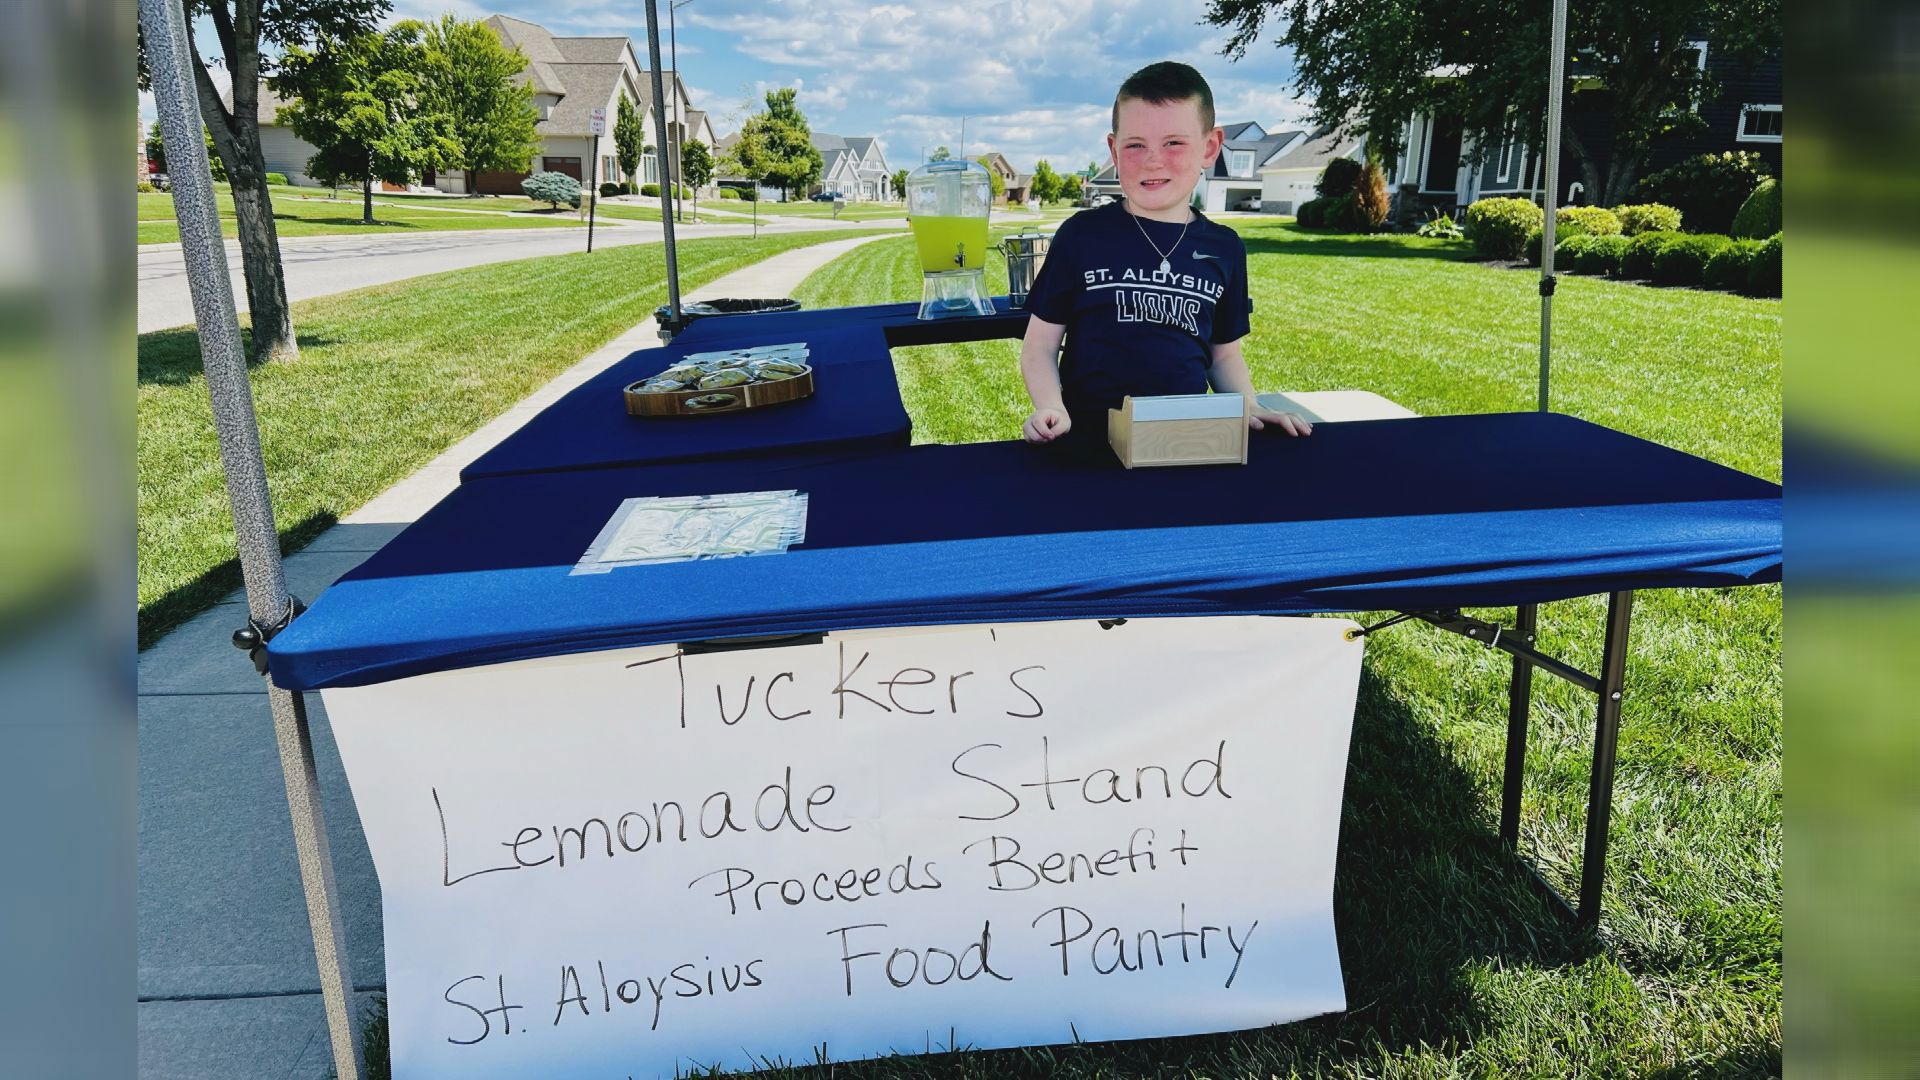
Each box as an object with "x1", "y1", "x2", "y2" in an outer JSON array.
[
  {"x1": 614, "y1": 92, "x2": 645, "y2": 186},
  {"x1": 891, "y1": 168, "x2": 908, "y2": 199},
  {"x1": 1203, "y1": 0, "x2": 1779, "y2": 206},
  {"x1": 146, "y1": 120, "x2": 167, "y2": 173},
  {"x1": 413, "y1": 14, "x2": 540, "y2": 193},
  {"x1": 732, "y1": 88, "x2": 822, "y2": 201},
  {"x1": 272, "y1": 25, "x2": 443, "y2": 224},
  {"x1": 929, "y1": 145, "x2": 952, "y2": 162},
  {"x1": 137, "y1": 0, "x2": 388, "y2": 363},
  {"x1": 680, "y1": 139, "x2": 712, "y2": 221},
  {"x1": 975, "y1": 156, "x2": 1006, "y2": 199},
  {"x1": 1030, "y1": 159, "x2": 1061, "y2": 204},
  {"x1": 522, "y1": 171, "x2": 581, "y2": 209}
]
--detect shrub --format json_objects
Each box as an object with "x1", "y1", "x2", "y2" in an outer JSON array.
[
  {"x1": 1353, "y1": 161, "x2": 1390, "y2": 232},
  {"x1": 1465, "y1": 196, "x2": 1544, "y2": 259},
  {"x1": 1554, "y1": 233, "x2": 1601, "y2": 271},
  {"x1": 717, "y1": 188, "x2": 741, "y2": 199},
  {"x1": 522, "y1": 170, "x2": 582, "y2": 209},
  {"x1": 1730, "y1": 177, "x2": 1781, "y2": 239},
  {"x1": 623, "y1": 180, "x2": 638, "y2": 195},
  {"x1": 1620, "y1": 230, "x2": 1687, "y2": 279},
  {"x1": 1525, "y1": 227, "x2": 1545, "y2": 266},
  {"x1": 1321, "y1": 192, "x2": 1362, "y2": 230},
  {"x1": 1294, "y1": 196, "x2": 1325, "y2": 228},
  {"x1": 641, "y1": 182, "x2": 660, "y2": 197},
  {"x1": 1649, "y1": 233, "x2": 1734, "y2": 287},
  {"x1": 1636, "y1": 151, "x2": 1771, "y2": 234},
  {"x1": 1612, "y1": 202, "x2": 1683, "y2": 235},
  {"x1": 1315, "y1": 157, "x2": 1362, "y2": 198},
  {"x1": 1557, "y1": 205, "x2": 1622, "y2": 238},
  {"x1": 1580, "y1": 234, "x2": 1632, "y2": 276},
  {"x1": 265, "y1": 172, "x2": 289, "y2": 186},
  {"x1": 1416, "y1": 211, "x2": 1463, "y2": 239},
  {"x1": 1704, "y1": 238, "x2": 1765, "y2": 291},
  {"x1": 599, "y1": 182, "x2": 623, "y2": 198},
  {"x1": 137, "y1": 181, "x2": 155, "y2": 193},
  {"x1": 1747, "y1": 233, "x2": 1782, "y2": 297}
]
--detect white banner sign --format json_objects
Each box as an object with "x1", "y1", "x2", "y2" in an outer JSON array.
[{"x1": 323, "y1": 616, "x2": 1363, "y2": 1078}]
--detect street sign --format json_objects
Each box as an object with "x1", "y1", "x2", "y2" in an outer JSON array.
[{"x1": 589, "y1": 107, "x2": 607, "y2": 136}]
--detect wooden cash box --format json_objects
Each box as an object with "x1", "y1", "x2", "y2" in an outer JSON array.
[{"x1": 1107, "y1": 393, "x2": 1249, "y2": 468}]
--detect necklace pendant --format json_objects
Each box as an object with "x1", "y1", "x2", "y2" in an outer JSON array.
[{"x1": 1158, "y1": 258, "x2": 1170, "y2": 274}]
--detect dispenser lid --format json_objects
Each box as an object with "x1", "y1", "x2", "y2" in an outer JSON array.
[{"x1": 908, "y1": 159, "x2": 991, "y2": 180}]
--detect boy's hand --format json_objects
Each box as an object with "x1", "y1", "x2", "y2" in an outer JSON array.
[
  {"x1": 1250, "y1": 409, "x2": 1313, "y2": 437},
  {"x1": 1024, "y1": 407, "x2": 1072, "y2": 443}
]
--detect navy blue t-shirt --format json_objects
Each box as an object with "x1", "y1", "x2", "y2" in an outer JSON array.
[{"x1": 1024, "y1": 201, "x2": 1253, "y2": 420}]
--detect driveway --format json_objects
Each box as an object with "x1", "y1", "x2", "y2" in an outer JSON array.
[{"x1": 137, "y1": 214, "x2": 899, "y2": 333}]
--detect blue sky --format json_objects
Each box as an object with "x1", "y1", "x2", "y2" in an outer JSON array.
[{"x1": 153, "y1": 0, "x2": 1310, "y2": 177}]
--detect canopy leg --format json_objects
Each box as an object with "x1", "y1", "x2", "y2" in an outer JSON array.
[
  {"x1": 1500, "y1": 603, "x2": 1538, "y2": 847},
  {"x1": 1576, "y1": 590, "x2": 1634, "y2": 927}
]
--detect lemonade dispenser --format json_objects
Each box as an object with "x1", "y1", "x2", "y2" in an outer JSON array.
[{"x1": 907, "y1": 159, "x2": 995, "y2": 319}]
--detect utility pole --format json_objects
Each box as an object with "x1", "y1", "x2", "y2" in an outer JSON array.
[{"x1": 137, "y1": 0, "x2": 363, "y2": 1077}]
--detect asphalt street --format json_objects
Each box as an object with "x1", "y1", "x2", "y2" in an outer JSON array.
[{"x1": 136, "y1": 211, "x2": 902, "y2": 333}]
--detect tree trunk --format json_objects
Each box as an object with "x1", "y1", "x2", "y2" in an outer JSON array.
[
  {"x1": 362, "y1": 176, "x2": 374, "y2": 225},
  {"x1": 188, "y1": 19, "x2": 296, "y2": 365},
  {"x1": 225, "y1": 164, "x2": 298, "y2": 364},
  {"x1": 1602, "y1": 159, "x2": 1640, "y2": 210}
]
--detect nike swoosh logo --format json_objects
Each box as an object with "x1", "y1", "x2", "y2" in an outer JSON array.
[{"x1": 1191, "y1": 251, "x2": 1221, "y2": 260}]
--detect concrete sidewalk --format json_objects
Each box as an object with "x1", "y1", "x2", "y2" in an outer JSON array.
[{"x1": 135, "y1": 233, "x2": 895, "y2": 1079}]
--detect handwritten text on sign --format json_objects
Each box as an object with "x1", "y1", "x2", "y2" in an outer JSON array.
[{"x1": 321, "y1": 616, "x2": 1363, "y2": 1077}]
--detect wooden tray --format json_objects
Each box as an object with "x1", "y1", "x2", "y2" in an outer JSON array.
[{"x1": 624, "y1": 365, "x2": 815, "y2": 417}]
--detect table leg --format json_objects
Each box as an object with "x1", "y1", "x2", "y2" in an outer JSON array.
[
  {"x1": 1576, "y1": 589, "x2": 1634, "y2": 927},
  {"x1": 1500, "y1": 603, "x2": 1538, "y2": 847}
]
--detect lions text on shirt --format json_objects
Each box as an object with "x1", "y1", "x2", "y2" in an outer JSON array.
[{"x1": 1024, "y1": 201, "x2": 1253, "y2": 417}]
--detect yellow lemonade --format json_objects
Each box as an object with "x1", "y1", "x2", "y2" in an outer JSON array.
[{"x1": 910, "y1": 215, "x2": 989, "y2": 272}]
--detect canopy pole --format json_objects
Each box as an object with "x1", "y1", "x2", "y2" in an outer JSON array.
[
  {"x1": 1537, "y1": 0, "x2": 1570, "y2": 412},
  {"x1": 136, "y1": 0, "x2": 364, "y2": 1077},
  {"x1": 644, "y1": 0, "x2": 684, "y2": 332}
]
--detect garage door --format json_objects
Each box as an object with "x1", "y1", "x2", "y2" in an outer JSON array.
[
  {"x1": 475, "y1": 170, "x2": 529, "y2": 195},
  {"x1": 542, "y1": 157, "x2": 583, "y2": 181}
]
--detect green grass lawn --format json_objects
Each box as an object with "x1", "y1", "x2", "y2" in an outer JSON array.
[
  {"x1": 137, "y1": 187, "x2": 582, "y2": 244},
  {"x1": 779, "y1": 219, "x2": 1783, "y2": 1077},
  {"x1": 135, "y1": 229, "x2": 876, "y2": 646}
]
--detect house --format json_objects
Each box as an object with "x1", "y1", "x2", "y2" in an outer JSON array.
[
  {"x1": 812, "y1": 133, "x2": 893, "y2": 201},
  {"x1": 1389, "y1": 42, "x2": 1781, "y2": 213},
  {"x1": 1258, "y1": 127, "x2": 1365, "y2": 214},
  {"x1": 243, "y1": 13, "x2": 713, "y2": 196},
  {"x1": 715, "y1": 129, "x2": 893, "y2": 201},
  {"x1": 976, "y1": 152, "x2": 1025, "y2": 203},
  {"x1": 1082, "y1": 121, "x2": 1309, "y2": 211}
]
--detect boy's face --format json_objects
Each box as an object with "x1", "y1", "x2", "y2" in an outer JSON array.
[{"x1": 1107, "y1": 95, "x2": 1223, "y2": 219}]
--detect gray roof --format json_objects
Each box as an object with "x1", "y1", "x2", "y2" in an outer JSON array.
[
  {"x1": 552, "y1": 37, "x2": 630, "y2": 64},
  {"x1": 1212, "y1": 128, "x2": 1305, "y2": 178},
  {"x1": 1220, "y1": 120, "x2": 1265, "y2": 140},
  {"x1": 485, "y1": 15, "x2": 567, "y2": 96},
  {"x1": 1259, "y1": 126, "x2": 1365, "y2": 173},
  {"x1": 541, "y1": 64, "x2": 624, "y2": 136}
]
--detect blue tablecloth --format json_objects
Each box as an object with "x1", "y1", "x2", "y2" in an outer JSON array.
[
  {"x1": 271, "y1": 412, "x2": 1782, "y2": 691},
  {"x1": 461, "y1": 300, "x2": 1030, "y2": 481}
]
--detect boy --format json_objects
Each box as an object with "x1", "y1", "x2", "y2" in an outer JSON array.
[{"x1": 1019, "y1": 61, "x2": 1310, "y2": 454}]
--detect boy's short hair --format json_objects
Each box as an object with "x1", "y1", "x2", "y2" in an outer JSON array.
[{"x1": 1111, "y1": 61, "x2": 1217, "y2": 133}]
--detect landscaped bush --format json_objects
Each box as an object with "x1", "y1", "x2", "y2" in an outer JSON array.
[
  {"x1": 1636, "y1": 151, "x2": 1771, "y2": 234},
  {"x1": 1620, "y1": 230, "x2": 1688, "y2": 279},
  {"x1": 1315, "y1": 157, "x2": 1363, "y2": 198},
  {"x1": 718, "y1": 188, "x2": 742, "y2": 199},
  {"x1": 1748, "y1": 232, "x2": 1783, "y2": 297},
  {"x1": 1525, "y1": 227, "x2": 1545, "y2": 266},
  {"x1": 1731, "y1": 177, "x2": 1781, "y2": 239},
  {"x1": 137, "y1": 181, "x2": 155, "y2": 193},
  {"x1": 1704, "y1": 238, "x2": 1765, "y2": 291},
  {"x1": 599, "y1": 182, "x2": 623, "y2": 198},
  {"x1": 1416, "y1": 211, "x2": 1463, "y2": 239},
  {"x1": 1557, "y1": 205, "x2": 1622, "y2": 237},
  {"x1": 623, "y1": 181, "x2": 638, "y2": 195},
  {"x1": 1650, "y1": 233, "x2": 1735, "y2": 287},
  {"x1": 1353, "y1": 161, "x2": 1390, "y2": 232},
  {"x1": 1582, "y1": 234, "x2": 1633, "y2": 276},
  {"x1": 521, "y1": 170, "x2": 582, "y2": 209},
  {"x1": 735, "y1": 186, "x2": 756, "y2": 202},
  {"x1": 1465, "y1": 196, "x2": 1544, "y2": 259},
  {"x1": 641, "y1": 182, "x2": 660, "y2": 196},
  {"x1": 265, "y1": 172, "x2": 289, "y2": 186},
  {"x1": 1295, "y1": 196, "x2": 1326, "y2": 228},
  {"x1": 1612, "y1": 202, "x2": 1684, "y2": 235}
]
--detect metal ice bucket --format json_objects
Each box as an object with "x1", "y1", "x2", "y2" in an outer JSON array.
[{"x1": 997, "y1": 232, "x2": 1051, "y2": 307}]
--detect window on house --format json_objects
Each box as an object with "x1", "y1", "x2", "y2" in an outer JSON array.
[
  {"x1": 642, "y1": 153, "x2": 658, "y2": 185},
  {"x1": 1229, "y1": 150, "x2": 1254, "y2": 175},
  {"x1": 1497, "y1": 140, "x2": 1519, "y2": 184},
  {"x1": 1738, "y1": 104, "x2": 1783, "y2": 142}
]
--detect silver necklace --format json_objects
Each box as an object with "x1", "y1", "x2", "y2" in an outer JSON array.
[{"x1": 1130, "y1": 206, "x2": 1191, "y2": 274}]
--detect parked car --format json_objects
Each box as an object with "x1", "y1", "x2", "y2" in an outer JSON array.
[
  {"x1": 1088, "y1": 193, "x2": 1118, "y2": 208},
  {"x1": 1232, "y1": 196, "x2": 1262, "y2": 212},
  {"x1": 810, "y1": 191, "x2": 843, "y2": 202},
  {"x1": 150, "y1": 173, "x2": 171, "y2": 192}
]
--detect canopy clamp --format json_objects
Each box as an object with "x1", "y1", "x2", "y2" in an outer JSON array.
[{"x1": 232, "y1": 595, "x2": 305, "y2": 676}]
